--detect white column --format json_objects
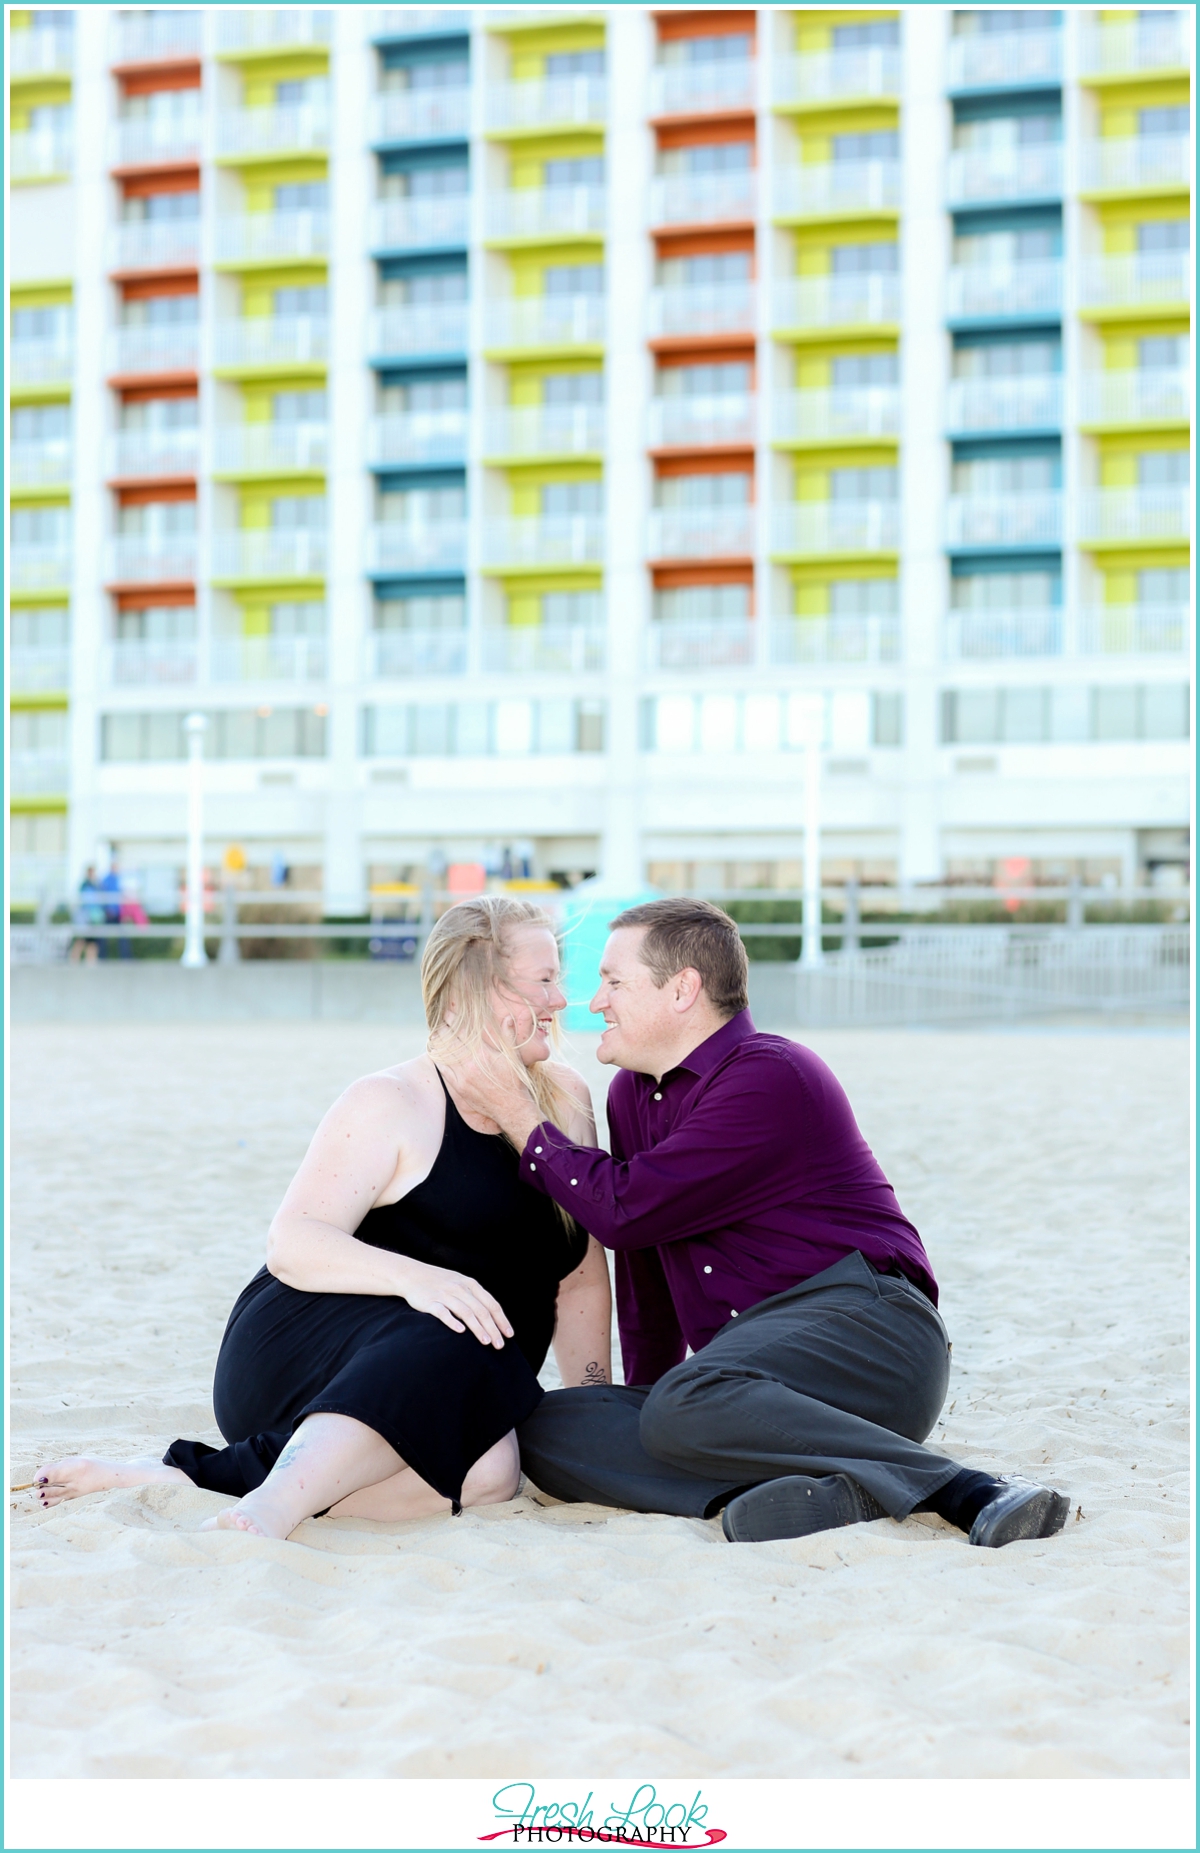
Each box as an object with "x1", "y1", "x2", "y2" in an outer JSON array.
[
  {"x1": 1060, "y1": 7, "x2": 1085, "y2": 659},
  {"x1": 182, "y1": 712, "x2": 209, "y2": 965}
]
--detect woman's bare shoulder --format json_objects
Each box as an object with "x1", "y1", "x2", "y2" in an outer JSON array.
[
  {"x1": 543, "y1": 1060, "x2": 594, "y2": 1109},
  {"x1": 330, "y1": 1054, "x2": 440, "y2": 1120}
]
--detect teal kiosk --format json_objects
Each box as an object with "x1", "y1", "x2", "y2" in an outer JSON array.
[{"x1": 559, "y1": 884, "x2": 659, "y2": 1033}]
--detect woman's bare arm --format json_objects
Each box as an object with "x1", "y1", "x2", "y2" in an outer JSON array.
[{"x1": 545, "y1": 1064, "x2": 613, "y2": 1385}]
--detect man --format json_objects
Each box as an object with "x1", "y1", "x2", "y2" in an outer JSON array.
[{"x1": 459, "y1": 897, "x2": 1069, "y2": 1550}]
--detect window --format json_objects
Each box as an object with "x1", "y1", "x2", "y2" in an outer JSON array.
[
  {"x1": 117, "y1": 498, "x2": 196, "y2": 537},
  {"x1": 275, "y1": 76, "x2": 328, "y2": 106},
  {"x1": 12, "y1": 505, "x2": 70, "y2": 545},
  {"x1": 274, "y1": 181, "x2": 328, "y2": 213},
  {"x1": 659, "y1": 360, "x2": 751, "y2": 397},
  {"x1": 941, "y1": 685, "x2": 1189, "y2": 744},
  {"x1": 361, "y1": 700, "x2": 605, "y2": 756},
  {"x1": 12, "y1": 303, "x2": 70, "y2": 343},
  {"x1": 119, "y1": 395, "x2": 198, "y2": 431},
  {"x1": 1139, "y1": 105, "x2": 1189, "y2": 137},
  {"x1": 1138, "y1": 568, "x2": 1189, "y2": 606},
  {"x1": 100, "y1": 709, "x2": 328, "y2": 761},
  {"x1": 270, "y1": 601, "x2": 325, "y2": 638},
  {"x1": 953, "y1": 226, "x2": 1059, "y2": 266},
  {"x1": 830, "y1": 242, "x2": 899, "y2": 275},
  {"x1": 831, "y1": 352, "x2": 898, "y2": 388},
  {"x1": 951, "y1": 570, "x2": 1060, "y2": 610},
  {"x1": 830, "y1": 579, "x2": 899, "y2": 616},
  {"x1": 379, "y1": 270, "x2": 467, "y2": 307},
  {"x1": 1137, "y1": 219, "x2": 1189, "y2": 253},
  {"x1": 273, "y1": 389, "x2": 327, "y2": 423},
  {"x1": 115, "y1": 604, "x2": 196, "y2": 642},
  {"x1": 545, "y1": 48, "x2": 605, "y2": 76},
  {"x1": 833, "y1": 19, "x2": 898, "y2": 48},
  {"x1": 379, "y1": 374, "x2": 466, "y2": 414},
  {"x1": 273, "y1": 285, "x2": 328, "y2": 318},
  {"x1": 953, "y1": 10, "x2": 1059, "y2": 35},
  {"x1": 542, "y1": 589, "x2": 602, "y2": 628},
  {"x1": 271, "y1": 495, "x2": 326, "y2": 530},
  {"x1": 12, "y1": 606, "x2": 68, "y2": 650},
  {"x1": 952, "y1": 338, "x2": 1060, "y2": 378},
  {"x1": 657, "y1": 250, "x2": 751, "y2": 288},
  {"x1": 1137, "y1": 450, "x2": 1189, "y2": 487},
  {"x1": 655, "y1": 471, "x2": 749, "y2": 509},
  {"x1": 832, "y1": 131, "x2": 899, "y2": 164},
  {"x1": 658, "y1": 32, "x2": 751, "y2": 64},
  {"x1": 120, "y1": 292, "x2": 198, "y2": 326},
  {"x1": 1138, "y1": 336, "x2": 1185, "y2": 370},
  {"x1": 831, "y1": 465, "x2": 898, "y2": 502},
  {"x1": 658, "y1": 141, "x2": 752, "y2": 176},
  {"x1": 541, "y1": 480, "x2": 602, "y2": 516},
  {"x1": 951, "y1": 454, "x2": 1058, "y2": 494},
  {"x1": 121, "y1": 188, "x2": 200, "y2": 222},
  {"x1": 654, "y1": 583, "x2": 750, "y2": 625},
  {"x1": 544, "y1": 263, "x2": 605, "y2": 297},
  {"x1": 952, "y1": 113, "x2": 1060, "y2": 151},
  {"x1": 543, "y1": 371, "x2": 603, "y2": 406},
  {"x1": 375, "y1": 593, "x2": 465, "y2": 632},
  {"x1": 12, "y1": 708, "x2": 67, "y2": 755},
  {"x1": 872, "y1": 692, "x2": 904, "y2": 746},
  {"x1": 380, "y1": 56, "x2": 469, "y2": 91},
  {"x1": 544, "y1": 156, "x2": 604, "y2": 188},
  {"x1": 378, "y1": 483, "x2": 465, "y2": 524},
  {"x1": 12, "y1": 402, "x2": 69, "y2": 441}
]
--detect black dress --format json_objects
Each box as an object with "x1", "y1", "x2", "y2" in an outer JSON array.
[{"x1": 164, "y1": 1069, "x2": 587, "y2": 1506}]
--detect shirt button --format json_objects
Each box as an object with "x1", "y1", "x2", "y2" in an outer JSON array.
[
  {"x1": 570, "y1": 1178, "x2": 578, "y2": 1187},
  {"x1": 730, "y1": 1309, "x2": 738, "y2": 1317},
  {"x1": 529, "y1": 1163, "x2": 536, "y2": 1171},
  {"x1": 534, "y1": 1146, "x2": 543, "y2": 1155},
  {"x1": 703, "y1": 1266, "x2": 712, "y2": 1275},
  {"x1": 653, "y1": 1091, "x2": 662, "y2": 1101}
]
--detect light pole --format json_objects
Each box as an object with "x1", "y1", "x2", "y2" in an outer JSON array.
[
  {"x1": 182, "y1": 712, "x2": 208, "y2": 968},
  {"x1": 792, "y1": 694, "x2": 825, "y2": 969}
]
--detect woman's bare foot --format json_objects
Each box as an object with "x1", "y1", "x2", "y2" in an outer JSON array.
[
  {"x1": 33, "y1": 1456, "x2": 188, "y2": 1508},
  {"x1": 198, "y1": 1486, "x2": 297, "y2": 1540}
]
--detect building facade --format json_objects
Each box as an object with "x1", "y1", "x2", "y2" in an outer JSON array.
[{"x1": 9, "y1": 5, "x2": 1193, "y2": 909}]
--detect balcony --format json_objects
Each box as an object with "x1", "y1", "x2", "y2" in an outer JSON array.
[
  {"x1": 1082, "y1": 17, "x2": 1190, "y2": 78},
  {"x1": 369, "y1": 409, "x2": 467, "y2": 466},
  {"x1": 106, "y1": 535, "x2": 198, "y2": 585},
  {"x1": 369, "y1": 302, "x2": 469, "y2": 358},
  {"x1": 946, "y1": 260, "x2": 1063, "y2": 319},
  {"x1": 946, "y1": 144, "x2": 1063, "y2": 206},
  {"x1": 9, "y1": 26, "x2": 73, "y2": 77},
  {"x1": 487, "y1": 186, "x2": 606, "y2": 240},
  {"x1": 1081, "y1": 370, "x2": 1189, "y2": 428},
  {"x1": 942, "y1": 609, "x2": 1063, "y2": 660},
  {"x1": 775, "y1": 159, "x2": 900, "y2": 218},
  {"x1": 217, "y1": 101, "x2": 330, "y2": 160},
  {"x1": 487, "y1": 75, "x2": 607, "y2": 131},
  {"x1": 370, "y1": 87, "x2": 471, "y2": 142},
  {"x1": 772, "y1": 501, "x2": 900, "y2": 554},
  {"x1": 773, "y1": 273, "x2": 900, "y2": 330},
  {"x1": 11, "y1": 546, "x2": 72, "y2": 593},
  {"x1": 485, "y1": 404, "x2": 604, "y2": 458},
  {"x1": 775, "y1": 386, "x2": 899, "y2": 443},
  {"x1": 1077, "y1": 606, "x2": 1190, "y2": 657},
  {"x1": 369, "y1": 195, "x2": 470, "y2": 250},
  {"x1": 107, "y1": 322, "x2": 199, "y2": 376},
  {"x1": 12, "y1": 339, "x2": 73, "y2": 391},
  {"x1": 649, "y1": 393, "x2": 755, "y2": 448},
  {"x1": 10, "y1": 754, "x2": 70, "y2": 798},
  {"x1": 213, "y1": 530, "x2": 329, "y2": 580},
  {"x1": 109, "y1": 218, "x2": 202, "y2": 273},
  {"x1": 104, "y1": 639, "x2": 200, "y2": 686},
  {"x1": 649, "y1": 170, "x2": 754, "y2": 228},
  {"x1": 482, "y1": 516, "x2": 604, "y2": 568},
  {"x1": 1081, "y1": 136, "x2": 1190, "y2": 195},
  {"x1": 11, "y1": 439, "x2": 72, "y2": 490},
  {"x1": 367, "y1": 521, "x2": 467, "y2": 573},
  {"x1": 946, "y1": 27, "x2": 1061, "y2": 90},
  {"x1": 11, "y1": 854, "x2": 68, "y2": 905},
  {"x1": 1079, "y1": 488, "x2": 1190, "y2": 544},
  {"x1": 365, "y1": 630, "x2": 469, "y2": 677},
  {"x1": 371, "y1": 8, "x2": 470, "y2": 37},
  {"x1": 11, "y1": 128, "x2": 72, "y2": 182},
  {"x1": 214, "y1": 316, "x2": 328, "y2": 370},
  {"x1": 215, "y1": 10, "x2": 332, "y2": 54},
  {"x1": 946, "y1": 375, "x2": 1062, "y2": 434},
  {"x1": 111, "y1": 10, "x2": 204, "y2": 64},
  {"x1": 483, "y1": 626, "x2": 607, "y2": 673},
  {"x1": 1080, "y1": 252, "x2": 1191, "y2": 311},
  {"x1": 774, "y1": 47, "x2": 901, "y2": 105},
  {"x1": 649, "y1": 280, "x2": 754, "y2": 339},
  {"x1": 11, "y1": 646, "x2": 71, "y2": 694},
  {"x1": 771, "y1": 615, "x2": 900, "y2": 665},
  {"x1": 485, "y1": 294, "x2": 604, "y2": 348},
  {"x1": 647, "y1": 507, "x2": 755, "y2": 560},
  {"x1": 111, "y1": 115, "x2": 202, "y2": 169},
  {"x1": 646, "y1": 622, "x2": 756, "y2": 671},
  {"x1": 648, "y1": 58, "x2": 755, "y2": 117},
  {"x1": 210, "y1": 636, "x2": 328, "y2": 682},
  {"x1": 213, "y1": 422, "x2": 329, "y2": 473},
  {"x1": 216, "y1": 210, "x2": 329, "y2": 264},
  {"x1": 945, "y1": 493, "x2": 1062, "y2": 548}
]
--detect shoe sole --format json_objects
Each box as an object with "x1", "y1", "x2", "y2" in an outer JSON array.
[
  {"x1": 970, "y1": 1486, "x2": 1070, "y2": 1548},
  {"x1": 722, "y1": 1474, "x2": 885, "y2": 1544}
]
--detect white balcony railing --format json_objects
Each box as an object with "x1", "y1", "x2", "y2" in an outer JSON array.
[
  {"x1": 365, "y1": 630, "x2": 469, "y2": 678},
  {"x1": 366, "y1": 521, "x2": 467, "y2": 573},
  {"x1": 369, "y1": 302, "x2": 469, "y2": 357},
  {"x1": 1082, "y1": 135, "x2": 1191, "y2": 194},
  {"x1": 368, "y1": 410, "x2": 467, "y2": 466},
  {"x1": 943, "y1": 604, "x2": 1192, "y2": 660},
  {"x1": 9, "y1": 26, "x2": 73, "y2": 77},
  {"x1": 1077, "y1": 605, "x2": 1190, "y2": 657},
  {"x1": 773, "y1": 273, "x2": 901, "y2": 330},
  {"x1": 1078, "y1": 489, "x2": 1191, "y2": 544},
  {"x1": 369, "y1": 195, "x2": 470, "y2": 249},
  {"x1": 212, "y1": 530, "x2": 329, "y2": 579},
  {"x1": 648, "y1": 58, "x2": 755, "y2": 117},
  {"x1": 214, "y1": 316, "x2": 329, "y2": 369},
  {"x1": 482, "y1": 516, "x2": 604, "y2": 568},
  {"x1": 216, "y1": 210, "x2": 329, "y2": 264},
  {"x1": 10, "y1": 130, "x2": 72, "y2": 181},
  {"x1": 109, "y1": 217, "x2": 202, "y2": 273},
  {"x1": 112, "y1": 10, "x2": 204, "y2": 64},
  {"x1": 370, "y1": 86, "x2": 471, "y2": 142},
  {"x1": 213, "y1": 423, "x2": 329, "y2": 473},
  {"x1": 946, "y1": 261, "x2": 1063, "y2": 319},
  {"x1": 775, "y1": 386, "x2": 899, "y2": 443},
  {"x1": 947, "y1": 27, "x2": 1061, "y2": 89},
  {"x1": 485, "y1": 404, "x2": 605, "y2": 457},
  {"x1": 942, "y1": 609, "x2": 1064, "y2": 660},
  {"x1": 111, "y1": 115, "x2": 202, "y2": 168},
  {"x1": 649, "y1": 393, "x2": 756, "y2": 448},
  {"x1": 946, "y1": 143, "x2": 1063, "y2": 205},
  {"x1": 10, "y1": 854, "x2": 69, "y2": 905},
  {"x1": 104, "y1": 640, "x2": 200, "y2": 687},
  {"x1": 649, "y1": 280, "x2": 754, "y2": 338},
  {"x1": 107, "y1": 428, "x2": 200, "y2": 480},
  {"x1": 10, "y1": 754, "x2": 70, "y2": 798},
  {"x1": 771, "y1": 615, "x2": 901, "y2": 665},
  {"x1": 216, "y1": 102, "x2": 330, "y2": 159},
  {"x1": 12, "y1": 340, "x2": 73, "y2": 390},
  {"x1": 945, "y1": 493, "x2": 1063, "y2": 548},
  {"x1": 1082, "y1": 16, "x2": 1190, "y2": 77},
  {"x1": 487, "y1": 75, "x2": 607, "y2": 130},
  {"x1": 106, "y1": 535, "x2": 198, "y2": 584},
  {"x1": 646, "y1": 622, "x2": 757, "y2": 670},
  {"x1": 649, "y1": 169, "x2": 755, "y2": 227},
  {"x1": 487, "y1": 186, "x2": 607, "y2": 239},
  {"x1": 11, "y1": 646, "x2": 71, "y2": 694},
  {"x1": 945, "y1": 375, "x2": 1063, "y2": 433},
  {"x1": 647, "y1": 506, "x2": 755, "y2": 560},
  {"x1": 774, "y1": 47, "x2": 900, "y2": 105},
  {"x1": 11, "y1": 439, "x2": 72, "y2": 489},
  {"x1": 776, "y1": 159, "x2": 900, "y2": 217},
  {"x1": 215, "y1": 10, "x2": 332, "y2": 53},
  {"x1": 485, "y1": 294, "x2": 605, "y2": 348},
  {"x1": 210, "y1": 636, "x2": 328, "y2": 682},
  {"x1": 483, "y1": 626, "x2": 607, "y2": 673},
  {"x1": 1080, "y1": 369, "x2": 1189, "y2": 427},
  {"x1": 1080, "y1": 252, "x2": 1191, "y2": 310},
  {"x1": 109, "y1": 322, "x2": 201, "y2": 376},
  {"x1": 11, "y1": 547, "x2": 72, "y2": 593},
  {"x1": 772, "y1": 501, "x2": 900, "y2": 554},
  {"x1": 371, "y1": 8, "x2": 470, "y2": 38}
]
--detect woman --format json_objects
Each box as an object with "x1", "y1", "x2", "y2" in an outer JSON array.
[{"x1": 34, "y1": 898, "x2": 611, "y2": 1540}]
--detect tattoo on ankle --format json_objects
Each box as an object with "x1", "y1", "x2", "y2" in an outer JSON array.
[{"x1": 581, "y1": 1361, "x2": 608, "y2": 1385}]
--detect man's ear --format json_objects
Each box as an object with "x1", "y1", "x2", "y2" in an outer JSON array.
[{"x1": 672, "y1": 967, "x2": 704, "y2": 1011}]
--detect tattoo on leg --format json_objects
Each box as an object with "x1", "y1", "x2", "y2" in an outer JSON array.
[{"x1": 581, "y1": 1361, "x2": 609, "y2": 1385}]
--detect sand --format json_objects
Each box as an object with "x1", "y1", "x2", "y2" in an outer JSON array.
[{"x1": 8, "y1": 1019, "x2": 1191, "y2": 1780}]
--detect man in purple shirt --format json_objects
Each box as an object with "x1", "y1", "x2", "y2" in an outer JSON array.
[{"x1": 462, "y1": 898, "x2": 1068, "y2": 1550}]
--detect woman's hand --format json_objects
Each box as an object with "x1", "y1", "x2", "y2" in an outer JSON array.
[{"x1": 396, "y1": 1258, "x2": 515, "y2": 1349}]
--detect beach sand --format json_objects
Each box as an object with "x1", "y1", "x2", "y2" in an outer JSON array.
[{"x1": 9, "y1": 1019, "x2": 1190, "y2": 1779}]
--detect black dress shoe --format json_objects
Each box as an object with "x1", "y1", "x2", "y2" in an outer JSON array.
[
  {"x1": 968, "y1": 1476, "x2": 1070, "y2": 1548},
  {"x1": 722, "y1": 1473, "x2": 887, "y2": 1543}
]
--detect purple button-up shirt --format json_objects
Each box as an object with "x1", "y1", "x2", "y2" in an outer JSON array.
[{"x1": 521, "y1": 1009, "x2": 937, "y2": 1386}]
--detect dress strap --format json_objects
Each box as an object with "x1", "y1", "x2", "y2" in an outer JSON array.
[{"x1": 431, "y1": 1062, "x2": 452, "y2": 1101}]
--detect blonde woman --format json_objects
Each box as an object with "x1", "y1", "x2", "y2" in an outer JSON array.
[{"x1": 34, "y1": 899, "x2": 612, "y2": 1540}]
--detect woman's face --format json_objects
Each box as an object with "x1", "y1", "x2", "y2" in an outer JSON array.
[{"x1": 493, "y1": 925, "x2": 566, "y2": 1066}]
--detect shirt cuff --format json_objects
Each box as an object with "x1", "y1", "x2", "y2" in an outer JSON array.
[{"x1": 520, "y1": 1122, "x2": 591, "y2": 1201}]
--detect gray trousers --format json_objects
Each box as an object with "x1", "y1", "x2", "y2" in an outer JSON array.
[{"x1": 519, "y1": 1250, "x2": 961, "y2": 1521}]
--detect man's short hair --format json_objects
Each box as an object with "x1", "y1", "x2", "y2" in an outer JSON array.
[{"x1": 608, "y1": 897, "x2": 749, "y2": 1018}]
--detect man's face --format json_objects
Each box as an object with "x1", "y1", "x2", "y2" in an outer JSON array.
[{"x1": 590, "y1": 927, "x2": 676, "y2": 1070}]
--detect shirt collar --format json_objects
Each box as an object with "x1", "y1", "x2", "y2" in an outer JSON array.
[{"x1": 659, "y1": 1007, "x2": 756, "y2": 1083}]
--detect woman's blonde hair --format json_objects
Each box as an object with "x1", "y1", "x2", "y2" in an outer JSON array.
[{"x1": 422, "y1": 895, "x2": 578, "y2": 1136}]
